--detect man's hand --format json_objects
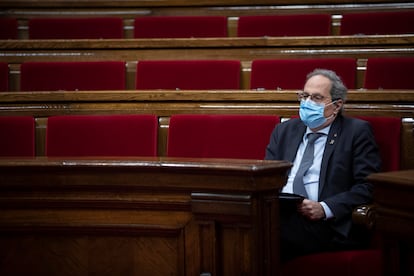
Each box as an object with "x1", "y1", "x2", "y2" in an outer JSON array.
[{"x1": 297, "y1": 199, "x2": 326, "y2": 220}]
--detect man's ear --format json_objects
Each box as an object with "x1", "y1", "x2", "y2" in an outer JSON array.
[{"x1": 334, "y1": 99, "x2": 343, "y2": 112}]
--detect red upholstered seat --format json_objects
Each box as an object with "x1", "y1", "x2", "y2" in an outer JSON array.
[
  {"x1": 167, "y1": 114, "x2": 280, "y2": 159},
  {"x1": 135, "y1": 60, "x2": 241, "y2": 90},
  {"x1": 250, "y1": 58, "x2": 356, "y2": 90},
  {"x1": 28, "y1": 17, "x2": 124, "y2": 39},
  {"x1": 340, "y1": 11, "x2": 414, "y2": 35},
  {"x1": 46, "y1": 114, "x2": 158, "y2": 157},
  {"x1": 363, "y1": 57, "x2": 414, "y2": 89},
  {"x1": 0, "y1": 62, "x2": 9, "y2": 92},
  {"x1": 20, "y1": 61, "x2": 126, "y2": 91},
  {"x1": 0, "y1": 18, "x2": 18, "y2": 39},
  {"x1": 357, "y1": 116, "x2": 401, "y2": 172},
  {"x1": 237, "y1": 14, "x2": 331, "y2": 37},
  {"x1": 134, "y1": 16, "x2": 227, "y2": 38},
  {"x1": 0, "y1": 116, "x2": 35, "y2": 157}
]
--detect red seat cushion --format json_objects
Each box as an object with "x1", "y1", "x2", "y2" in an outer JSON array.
[
  {"x1": 167, "y1": 114, "x2": 280, "y2": 159},
  {"x1": 0, "y1": 116, "x2": 35, "y2": 157},
  {"x1": 0, "y1": 18, "x2": 18, "y2": 39},
  {"x1": 134, "y1": 16, "x2": 228, "y2": 38},
  {"x1": 237, "y1": 14, "x2": 331, "y2": 37},
  {"x1": 363, "y1": 57, "x2": 414, "y2": 89},
  {"x1": 46, "y1": 114, "x2": 158, "y2": 157},
  {"x1": 136, "y1": 60, "x2": 241, "y2": 90},
  {"x1": 340, "y1": 11, "x2": 414, "y2": 35},
  {"x1": 0, "y1": 62, "x2": 9, "y2": 92},
  {"x1": 356, "y1": 116, "x2": 401, "y2": 171},
  {"x1": 250, "y1": 58, "x2": 356, "y2": 90},
  {"x1": 28, "y1": 17, "x2": 124, "y2": 39},
  {"x1": 20, "y1": 61, "x2": 126, "y2": 91}
]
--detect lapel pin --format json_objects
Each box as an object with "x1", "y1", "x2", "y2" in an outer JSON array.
[{"x1": 329, "y1": 133, "x2": 337, "y2": 145}]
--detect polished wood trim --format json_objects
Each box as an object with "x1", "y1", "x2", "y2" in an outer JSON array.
[
  {"x1": 1, "y1": 90, "x2": 413, "y2": 103},
  {"x1": 1, "y1": 0, "x2": 413, "y2": 8},
  {"x1": 2, "y1": 35, "x2": 414, "y2": 49}
]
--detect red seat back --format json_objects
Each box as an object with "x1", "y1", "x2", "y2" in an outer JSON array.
[
  {"x1": 136, "y1": 60, "x2": 241, "y2": 90},
  {"x1": 0, "y1": 116, "x2": 35, "y2": 157},
  {"x1": 28, "y1": 17, "x2": 124, "y2": 39},
  {"x1": 167, "y1": 114, "x2": 280, "y2": 159},
  {"x1": 250, "y1": 58, "x2": 356, "y2": 90},
  {"x1": 237, "y1": 14, "x2": 331, "y2": 37},
  {"x1": 46, "y1": 114, "x2": 158, "y2": 157},
  {"x1": 134, "y1": 16, "x2": 228, "y2": 38},
  {"x1": 357, "y1": 116, "x2": 401, "y2": 171},
  {"x1": 0, "y1": 62, "x2": 9, "y2": 92},
  {"x1": 20, "y1": 61, "x2": 126, "y2": 91},
  {"x1": 363, "y1": 57, "x2": 414, "y2": 89},
  {"x1": 340, "y1": 11, "x2": 414, "y2": 35},
  {"x1": 0, "y1": 18, "x2": 18, "y2": 39}
]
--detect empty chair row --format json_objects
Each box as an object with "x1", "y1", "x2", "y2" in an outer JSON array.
[
  {"x1": 240, "y1": 10, "x2": 414, "y2": 36},
  {"x1": 0, "y1": 114, "x2": 401, "y2": 172},
  {"x1": 15, "y1": 60, "x2": 241, "y2": 91},
  {"x1": 1, "y1": 57, "x2": 413, "y2": 92},
  {"x1": 0, "y1": 114, "x2": 279, "y2": 159},
  {"x1": 0, "y1": 115, "x2": 159, "y2": 157},
  {"x1": 1, "y1": 11, "x2": 414, "y2": 39},
  {"x1": 251, "y1": 57, "x2": 414, "y2": 90}
]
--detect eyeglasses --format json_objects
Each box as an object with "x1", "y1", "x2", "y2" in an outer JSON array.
[{"x1": 297, "y1": 91, "x2": 328, "y2": 103}]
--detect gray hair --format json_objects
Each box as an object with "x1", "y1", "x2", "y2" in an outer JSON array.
[{"x1": 306, "y1": 68, "x2": 348, "y2": 102}]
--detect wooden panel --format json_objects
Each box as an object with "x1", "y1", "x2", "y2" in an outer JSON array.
[
  {"x1": 0, "y1": 157, "x2": 291, "y2": 276},
  {"x1": 401, "y1": 118, "x2": 414, "y2": 171},
  {"x1": 369, "y1": 170, "x2": 414, "y2": 276}
]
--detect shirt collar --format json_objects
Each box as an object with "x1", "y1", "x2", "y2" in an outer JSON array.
[{"x1": 305, "y1": 124, "x2": 331, "y2": 137}]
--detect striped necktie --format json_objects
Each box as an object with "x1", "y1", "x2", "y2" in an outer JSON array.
[{"x1": 292, "y1": 132, "x2": 324, "y2": 197}]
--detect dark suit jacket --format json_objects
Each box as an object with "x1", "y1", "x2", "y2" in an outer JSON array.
[{"x1": 265, "y1": 114, "x2": 381, "y2": 238}]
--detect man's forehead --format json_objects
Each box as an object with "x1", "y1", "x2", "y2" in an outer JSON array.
[{"x1": 304, "y1": 75, "x2": 331, "y2": 92}]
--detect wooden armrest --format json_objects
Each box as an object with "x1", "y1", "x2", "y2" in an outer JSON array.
[{"x1": 352, "y1": 204, "x2": 376, "y2": 230}]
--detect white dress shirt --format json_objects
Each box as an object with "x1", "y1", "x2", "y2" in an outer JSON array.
[{"x1": 282, "y1": 125, "x2": 334, "y2": 219}]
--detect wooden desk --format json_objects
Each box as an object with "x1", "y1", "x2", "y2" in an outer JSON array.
[
  {"x1": 0, "y1": 157, "x2": 291, "y2": 276},
  {"x1": 369, "y1": 170, "x2": 414, "y2": 276}
]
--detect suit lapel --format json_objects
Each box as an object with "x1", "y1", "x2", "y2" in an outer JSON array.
[{"x1": 319, "y1": 116, "x2": 343, "y2": 198}]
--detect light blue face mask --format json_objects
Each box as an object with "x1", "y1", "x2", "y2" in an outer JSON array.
[{"x1": 299, "y1": 99, "x2": 335, "y2": 129}]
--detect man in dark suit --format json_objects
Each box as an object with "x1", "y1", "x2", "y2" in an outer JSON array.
[{"x1": 265, "y1": 69, "x2": 381, "y2": 261}]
